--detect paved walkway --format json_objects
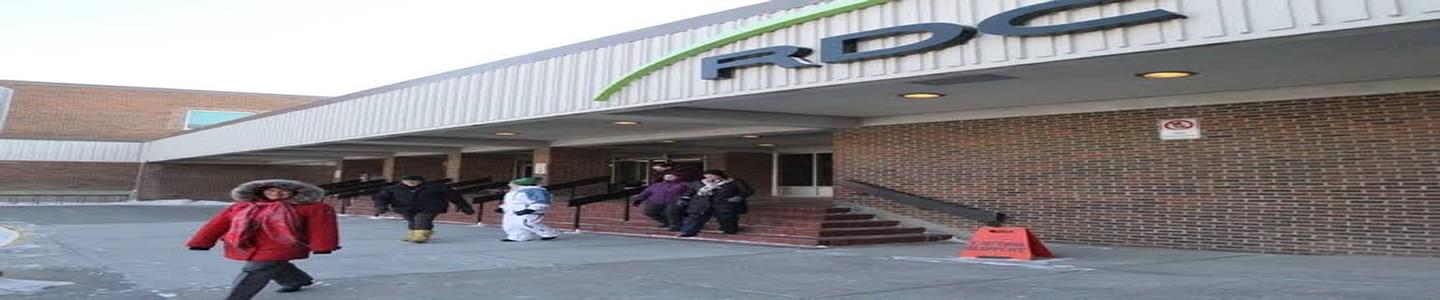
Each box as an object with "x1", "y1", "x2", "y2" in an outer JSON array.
[{"x1": 1, "y1": 206, "x2": 1436, "y2": 299}]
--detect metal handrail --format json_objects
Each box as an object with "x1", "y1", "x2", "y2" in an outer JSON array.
[
  {"x1": 448, "y1": 177, "x2": 493, "y2": 188},
  {"x1": 467, "y1": 176, "x2": 615, "y2": 225},
  {"x1": 838, "y1": 180, "x2": 1006, "y2": 226},
  {"x1": 325, "y1": 179, "x2": 391, "y2": 196},
  {"x1": 318, "y1": 179, "x2": 363, "y2": 189},
  {"x1": 567, "y1": 187, "x2": 644, "y2": 207}
]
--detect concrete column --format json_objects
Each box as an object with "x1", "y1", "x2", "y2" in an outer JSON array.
[
  {"x1": 382, "y1": 155, "x2": 396, "y2": 181},
  {"x1": 332, "y1": 159, "x2": 346, "y2": 182},
  {"x1": 445, "y1": 150, "x2": 463, "y2": 180}
]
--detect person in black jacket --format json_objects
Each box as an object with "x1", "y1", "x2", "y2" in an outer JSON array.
[
  {"x1": 678, "y1": 169, "x2": 753, "y2": 237},
  {"x1": 373, "y1": 175, "x2": 475, "y2": 243}
]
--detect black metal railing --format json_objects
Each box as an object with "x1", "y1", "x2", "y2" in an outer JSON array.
[
  {"x1": 325, "y1": 179, "x2": 391, "y2": 196},
  {"x1": 838, "y1": 180, "x2": 1005, "y2": 226},
  {"x1": 456, "y1": 182, "x2": 507, "y2": 195},
  {"x1": 565, "y1": 187, "x2": 645, "y2": 229},
  {"x1": 448, "y1": 177, "x2": 493, "y2": 188},
  {"x1": 317, "y1": 179, "x2": 363, "y2": 190},
  {"x1": 329, "y1": 177, "x2": 493, "y2": 214},
  {"x1": 466, "y1": 176, "x2": 614, "y2": 224}
]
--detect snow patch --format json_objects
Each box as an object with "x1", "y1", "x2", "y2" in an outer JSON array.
[
  {"x1": 0, "y1": 278, "x2": 75, "y2": 295},
  {"x1": 0, "y1": 226, "x2": 18, "y2": 248},
  {"x1": 0, "y1": 199, "x2": 231, "y2": 207},
  {"x1": 156, "y1": 293, "x2": 178, "y2": 298},
  {"x1": 889, "y1": 256, "x2": 1095, "y2": 271}
]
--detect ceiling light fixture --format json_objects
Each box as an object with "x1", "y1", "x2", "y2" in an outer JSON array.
[
  {"x1": 1137, "y1": 71, "x2": 1196, "y2": 79},
  {"x1": 494, "y1": 132, "x2": 518, "y2": 136},
  {"x1": 756, "y1": 143, "x2": 776, "y2": 147},
  {"x1": 899, "y1": 92, "x2": 945, "y2": 100},
  {"x1": 741, "y1": 135, "x2": 761, "y2": 139},
  {"x1": 659, "y1": 140, "x2": 677, "y2": 144},
  {"x1": 612, "y1": 121, "x2": 641, "y2": 126}
]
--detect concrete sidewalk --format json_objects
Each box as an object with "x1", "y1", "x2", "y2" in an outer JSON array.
[{"x1": 1, "y1": 206, "x2": 1436, "y2": 299}]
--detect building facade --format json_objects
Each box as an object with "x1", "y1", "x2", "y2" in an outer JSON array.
[
  {"x1": 0, "y1": 80, "x2": 325, "y2": 202},
  {"x1": 2, "y1": 0, "x2": 1436, "y2": 256}
]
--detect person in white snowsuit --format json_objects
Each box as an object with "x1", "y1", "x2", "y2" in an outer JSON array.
[{"x1": 500, "y1": 177, "x2": 561, "y2": 242}]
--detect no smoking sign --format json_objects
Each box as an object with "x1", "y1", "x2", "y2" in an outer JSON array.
[{"x1": 1159, "y1": 118, "x2": 1201, "y2": 140}]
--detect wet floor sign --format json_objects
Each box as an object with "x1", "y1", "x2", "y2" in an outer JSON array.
[{"x1": 958, "y1": 227, "x2": 1054, "y2": 260}]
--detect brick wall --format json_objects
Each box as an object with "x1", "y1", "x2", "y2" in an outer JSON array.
[
  {"x1": 535, "y1": 147, "x2": 612, "y2": 197},
  {"x1": 341, "y1": 159, "x2": 384, "y2": 181},
  {"x1": 834, "y1": 91, "x2": 1440, "y2": 256},
  {"x1": 705, "y1": 152, "x2": 774, "y2": 197},
  {"x1": 0, "y1": 161, "x2": 139, "y2": 191},
  {"x1": 394, "y1": 156, "x2": 447, "y2": 181},
  {"x1": 137, "y1": 163, "x2": 333, "y2": 200},
  {"x1": 0, "y1": 80, "x2": 321, "y2": 141},
  {"x1": 461, "y1": 153, "x2": 520, "y2": 182}
]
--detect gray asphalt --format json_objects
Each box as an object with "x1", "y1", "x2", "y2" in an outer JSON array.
[{"x1": 1, "y1": 206, "x2": 1437, "y2": 300}]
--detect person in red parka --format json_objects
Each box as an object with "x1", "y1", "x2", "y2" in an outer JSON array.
[{"x1": 187, "y1": 179, "x2": 340, "y2": 299}]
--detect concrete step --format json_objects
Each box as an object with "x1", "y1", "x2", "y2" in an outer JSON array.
[
  {"x1": 578, "y1": 223, "x2": 952, "y2": 247},
  {"x1": 577, "y1": 223, "x2": 822, "y2": 246},
  {"x1": 820, "y1": 220, "x2": 902, "y2": 228},
  {"x1": 818, "y1": 227, "x2": 927, "y2": 237},
  {"x1": 571, "y1": 219, "x2": 926, "y2": 238},
  {"x1": 820, "y1": 233, "x2": 955, "y2": 246}
]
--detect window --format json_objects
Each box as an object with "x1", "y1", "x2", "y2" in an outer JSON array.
[
  {"x1": 184, "y1": 110, "x2": 254, "y2": 130},
  {"x1": 0, "y1": 86, "x2": 12, "y2": 131}
]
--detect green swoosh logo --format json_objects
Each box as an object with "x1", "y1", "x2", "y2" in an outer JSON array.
[{"x1": 594, "y1": 0, "x2": 891, "y2": 101}]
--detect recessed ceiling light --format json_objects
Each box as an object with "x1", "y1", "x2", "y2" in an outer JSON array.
[
  {"x1": 1137, "y1": 71, "x2": 1196, "y2": 79},
  {"x1": 899, "y1": 92, "x2": 945, "y2": 100},
  {"x1": 756, "y1": 143, "x2": 776, "y2": 147},
  {"x1": 494, "y1": 132, "x2": 518, "y2": 136},
  {"x1": 659, "y1": 140, "x2": 677, "y2": 144},
  {"x1": 741, "y1": 135, "x2": 761, "y2": 139},
  {"x1": 612, "y1": 121, "x2": 641, "y2": 126}
]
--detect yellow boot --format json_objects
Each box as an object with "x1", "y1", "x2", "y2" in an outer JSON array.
[
  {"x1": 403, "y1": 230, "x2": 418, "y2": 242},
  {"x1": 412, "y1": 230, "x2": 433, "y2": 243}
]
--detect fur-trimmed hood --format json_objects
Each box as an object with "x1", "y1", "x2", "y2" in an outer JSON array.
[{"x1": 231, "y1": 179, "x2": 326, "y2": 203}]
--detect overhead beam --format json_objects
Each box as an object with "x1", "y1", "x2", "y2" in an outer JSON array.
[
  {"x1": 258, "y1": 150, "x2": 394, "y2": 157},
  {"x1": 295, "y1": 144, "x2": 460, "y2": 153},
  {"x1": 350, "y1": 137, "x2": 549, "y2": 147},
  {"x1": 551, "y1": 126, "x2": 819, "y2": 147},
  {"x1": 240, "y1": 152, "x2": 353, "y2": 159},
  {"x1": 604, "y1": 145, "x2": 769, "y2": 154},
  {"x1": 184, "y1": 156, "x2": 339, "y2": 165},
  {"x1": 590, "y1": 108, "x2": 860, "y2": 129}
]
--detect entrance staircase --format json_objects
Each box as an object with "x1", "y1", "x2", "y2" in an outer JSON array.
[
  {"x1": 524, "y1": 199, "x2": 953, "y2": 247},
  {"x1": 325, "y1": 177, "x2": 974, "y2": 248}
]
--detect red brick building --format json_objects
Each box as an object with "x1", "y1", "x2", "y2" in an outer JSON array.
[
  {"x1": 0, "y1": 80, "x2": 326, "y2": 202},
  {"x1": 3, "y1": 0, "x2": 1437, "y2": 256}
]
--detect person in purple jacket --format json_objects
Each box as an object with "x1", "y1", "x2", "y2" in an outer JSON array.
[
  {"x1": 651, "y1": 162, "x2": 701, "y2": 183},
  {"x1": 631, "y1": 173, "x2": 691, "y2": 231}
]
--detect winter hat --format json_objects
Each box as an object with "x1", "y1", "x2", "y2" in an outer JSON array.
[
  {"x1": 400, "y1": 175, "x2": 426, "y2": 181},
  {"x1": 231, "y1": 179, "x2": 325, "y2": 204},
  {"x1": 510, "y1": 177, "x2": 541, "y2": 186},
  {"x1": 702, "y1": 169, "x2": 728, "y2": 178}
]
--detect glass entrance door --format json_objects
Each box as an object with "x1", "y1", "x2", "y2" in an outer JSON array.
[{"x1": 775, "y1": 152, "x2": 833, "y2": 197}]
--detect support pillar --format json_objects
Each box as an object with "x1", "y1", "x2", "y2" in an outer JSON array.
[
  {"x1": 332, "y1": 159, "x2": 345, "y2": 183},
  {"x1": 382, "y1": 155, "x2": 396, "y2": 181},
  {"x1": 445, "y1": 150, "x2": 463, "y2": 180}
]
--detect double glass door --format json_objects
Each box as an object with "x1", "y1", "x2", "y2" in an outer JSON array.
[{"x1": 776, "y1": 152, "x2": 833, "y2": 197}]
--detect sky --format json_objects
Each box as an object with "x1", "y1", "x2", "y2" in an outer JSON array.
[{"x1": 0, "y1": 0, "x2": 768, "y2": 96}]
